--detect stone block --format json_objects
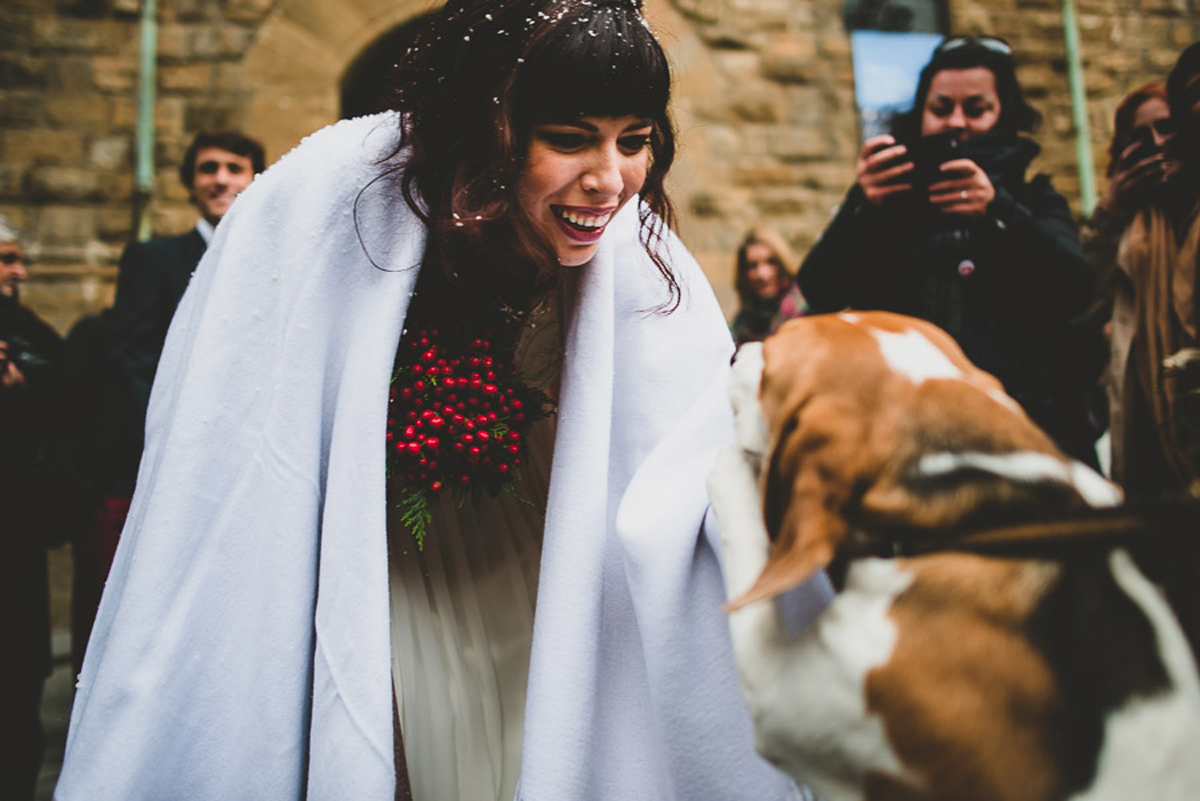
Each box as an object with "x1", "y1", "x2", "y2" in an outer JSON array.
[
  {"x1": 688, "y1": 191, "x2": 722, "y2": 218},
  {"x1": 728, "y1": 86, "x2": 788, "y2": 123},
  {"x1": 225, "y1": 0, "x2": 274, "y2": 24},
  {"x1": 0, "y1": 53, "x2": 46, "y2": 90},
  {"x1": 159, "y1": 62, "x2": 214, "y2": 92},
  {"x1": 2, "y1": 129, "x2": 84, "y2": 166},
  {"x1": 0, "y1": 8, "x2": 34, "y2": 49},
  {"x1": 761, "y1": 31, "x2": 818, "y2": 84},
  {"x1": 732, "y1": 161, "x2": 801, "y2": 185},
  {"x1": 819, "y1": 31, "x2": 851, "y2": 59},
  {"x1": 44, "y1": 93, "x2": 109, "y2": 127},
  {"x1": 33, "y1": 17, "x2": 134, "y2": 53},
  {"x1": 783, "y1": 85, "x2": 830, "y2": 127},
  {"x1": 154, "y1": 96, "x2": 187, "y2": 134},
  {"x1": 96, "y1": 206, "x2": 135, "y2": 241},
  {"x1": 768, "y1": 127, "x2": 829, "y2": 162},
  {"x1": 110, "y1": 95, "x2": 138, "y2": 129},
  {"x1": 90, "y1": 135, "x2": 132, "y2": 171},
  {"x1": 91, "y1": 55, "x2": 138, "y2": 92},
  {"x1": 0, "y1": 91, "x2": 41, "y2": 127},
  {"x1": 0, "y1": 163, "x2": 25, "y2": 198},
  {"x1": 169, "y1": 24, "x2": 223, "y2": 60},
  {"x1": 34, "y1": 205, "x2": 97, "y2": 248},
  {"x1": 725, "y1": 0, "x2": 793, "y2": 28},
  {"x1": 218, "y1": 26, "x2": 256, "y2": 58},
  {"x1": 1147, "y1": 48, "x2": 1184, "y2": 72},
  {"x1": 28, "y1": 166, "x2": 103, "y2": 202},
  {"x1": 1137, "y1": 0, "x2": 1188, "y2": 11},
  {"x1": 672, "y1": 0, "x2": 720, "y2": 24},
  {"x1": 170, "y1": 0, "x2": 218, "y2": 23},
  {"x1": 712, "y1": 49, "x2": 764, "y2": 84},
  {"x1": 798, "y1": 162, "x2": 855, "y2": 192},
  {"x1": 184, "y1": 100, "x2": 247, "y2": 133},
  {"x1": 214, "y1": 63, "x2": 251, "y2": 95},
  {"x1": 755, "y1": 187, "x2": 810, "y2": 215}
]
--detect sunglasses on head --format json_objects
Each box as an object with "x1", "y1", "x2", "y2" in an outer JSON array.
[
  {"x1": 935, "y1": 35, "x2": 1014, "y2": 58},
  {"x1": 0, "y1": 252, "x2": 23, "y2": 265}
]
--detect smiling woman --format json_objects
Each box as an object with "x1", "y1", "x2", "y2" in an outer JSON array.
[
  {"x1": 54, "y1": 2, "x2": 815, "y2": 801},
  {"x1": 520, "y1": 115, "x2": 652, "y2": 266}
]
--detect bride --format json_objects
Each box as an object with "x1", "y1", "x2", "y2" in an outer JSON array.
[{"x1": 56, "y1": 1, "x2": 825, "y2": 799}]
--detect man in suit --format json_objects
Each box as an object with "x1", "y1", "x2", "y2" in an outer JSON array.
[
  {"x1": 111, "y1": 129, "x2": 266, "y2": 454},
  {"x1": 69, "y1": 130, "x2": 265, "y2": 673}
]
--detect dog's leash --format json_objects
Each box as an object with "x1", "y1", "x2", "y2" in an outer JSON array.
[{"x1": 843, "y1": 498, "x2": 1200, "y2": 560}]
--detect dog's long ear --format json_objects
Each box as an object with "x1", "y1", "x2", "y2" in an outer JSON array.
[{"x1": 727, "y1": 403, "x2": 858, "y2": 610}]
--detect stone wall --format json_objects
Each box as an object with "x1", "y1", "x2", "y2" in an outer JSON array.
[{"x1": 1, "y1": 0, "x2": 1196, "y2": 331}]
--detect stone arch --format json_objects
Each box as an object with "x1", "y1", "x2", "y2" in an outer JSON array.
[{"x1": 241, "y1": 0, "x2": 435, "y2": 162}]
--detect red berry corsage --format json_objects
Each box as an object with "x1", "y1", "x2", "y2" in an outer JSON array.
[{"x1": 387, "y1": 326, "x2": 555, "y2": 548}]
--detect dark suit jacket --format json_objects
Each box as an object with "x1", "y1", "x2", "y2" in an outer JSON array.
[{"x1": 107, "y1": 228, "x2": 206, "y2": 490}]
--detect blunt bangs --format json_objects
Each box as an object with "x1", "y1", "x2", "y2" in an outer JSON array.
[{"x1": 514, "y1": 4, "x2": 670, "y2": 126}]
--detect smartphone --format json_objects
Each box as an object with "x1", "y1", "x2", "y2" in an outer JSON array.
[
  {"x1": 869, "y1": 139, "x2": 915, "y2": 187},
  {"x1": 903, "y1": 131, "x2": 962, "y2": 189}
]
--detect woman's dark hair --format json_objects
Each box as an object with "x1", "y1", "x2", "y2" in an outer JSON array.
[
  {"x1": 1106, "y1": 82, "x2": 1168, "y2": 176},
  {"x1": 734, "y1": 228, "x2": 796, "y2": 304},
  {"x1": 389, "y1": 0, "x2": 678, "y2": 316},
  {"x1": 1167, "y1": 41, "x2": 1200, "y2": 164},
  {"x1": 889, "y1": 36, "x2": 1041, "y2": 142}
]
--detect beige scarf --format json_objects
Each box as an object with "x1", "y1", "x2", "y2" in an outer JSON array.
[{"x1": 1125, "y1": 200, "x2": 1200, "y2": 491}]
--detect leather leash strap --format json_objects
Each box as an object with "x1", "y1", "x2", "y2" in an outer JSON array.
[{"x1": 844, "y1": 499, "x2": 1200, "y2": 560}]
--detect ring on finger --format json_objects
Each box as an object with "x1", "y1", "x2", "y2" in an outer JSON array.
[{"x1": 960, "y1": 189, "x2": 968, "y2": 200}]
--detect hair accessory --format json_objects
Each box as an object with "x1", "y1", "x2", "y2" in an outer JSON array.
[{"x1": 935, "y1": 35, "x2": 1013, "y2": 58}]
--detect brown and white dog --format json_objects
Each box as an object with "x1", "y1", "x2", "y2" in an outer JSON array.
[{"x1": 709, "y1": 311, "x2": 1200, "y2": 801}]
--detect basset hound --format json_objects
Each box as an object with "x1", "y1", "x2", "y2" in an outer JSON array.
[{"x1": 709, "y1": 311, "x2": 1200, "y2": 801}]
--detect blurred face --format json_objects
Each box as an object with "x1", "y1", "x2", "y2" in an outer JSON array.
[
  {"x1": 517, "y1": 114, "x2": 652, "y2": 268},
  {"x1": 744, "y1": 243, "x2": 784, "y2": 299},
  {"x1": 188, "y1": 147, "x2": 255, "y2": 226},
  {"x1": 1128, "y1": 97, "x2": 1175, "y2": 151},
  {"x1": 921, "y1": 68, "x2": 1002, "y2": 140},
  {"x1": 0, "y1": 241, "x2": 26, "y2": 298}
]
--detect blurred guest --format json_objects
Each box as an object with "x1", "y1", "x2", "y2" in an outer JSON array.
[
  {"x1": 1082, "y1": 81, "x2": 1179, "y2": 491},
  {"x1": 1089, "y1": 43, "x2": 1200, "y2": 496},
  {"x1": 0, "y1": 215, "x2": 65, "y2": 801},
  {"x1": 70, "y1": 129, "x2": 265, "y2": 673},
  {"x1": 798, "y1": 35, "x2": 1103, "y2": 466},
  {"x1": 730, "y1": 227, "x2": 808, "y2": 346}
]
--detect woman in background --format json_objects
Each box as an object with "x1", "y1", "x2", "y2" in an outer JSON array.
[
  {"x1": 798, "y1": 35, "x2": 1104, "y2": 466},
  {"x1": 1085, "y1": 45, "x2": 1200, "y2": 496},
  {"x1": 730, "y1": 227, "x2": 808, "y2": 346},
  {"x1": 1082, "y1": 81, "x2": 1179, "y2": 491}
]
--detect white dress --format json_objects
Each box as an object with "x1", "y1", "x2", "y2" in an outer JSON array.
[{"x1": 388, "y1": 295, "x2": 563, "y2": 801}]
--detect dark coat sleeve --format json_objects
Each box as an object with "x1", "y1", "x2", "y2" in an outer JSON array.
[
  {"x1": 107, "y1": 234, "x2": 203, "y2": 478},
  {"x1": 796, "y1": 186, "x2": 898, "y2": 314},
  {"x1": 982, "y1": 176, "x2": 1096, "y2": 321}
]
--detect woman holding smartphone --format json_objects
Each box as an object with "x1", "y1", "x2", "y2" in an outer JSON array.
[{"x1": 798, "y1": 36, "x2": 1103, "y2": 466}]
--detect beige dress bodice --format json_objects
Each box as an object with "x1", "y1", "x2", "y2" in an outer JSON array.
[{"x1": 387, "y1": 295, "x2": 562, "y2": 801}]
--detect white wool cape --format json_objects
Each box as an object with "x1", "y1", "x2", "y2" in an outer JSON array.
[{"x1": 55, "y1": 114, "x2": 810, "y2": 801}]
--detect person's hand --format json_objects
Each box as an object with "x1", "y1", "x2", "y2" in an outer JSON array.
[
  {"x1": 1100, "y1": 140, "x2": 1175, "y2": 217},
  {"x1": 0, "y1": 340, "x2": 25, "y2": 389},
  {"x1": 928, "y1": 158, "x2": 995, "y2": 218},
  {"x1": 855, "y1": 135, "x2": 914, "y2": 206}
]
